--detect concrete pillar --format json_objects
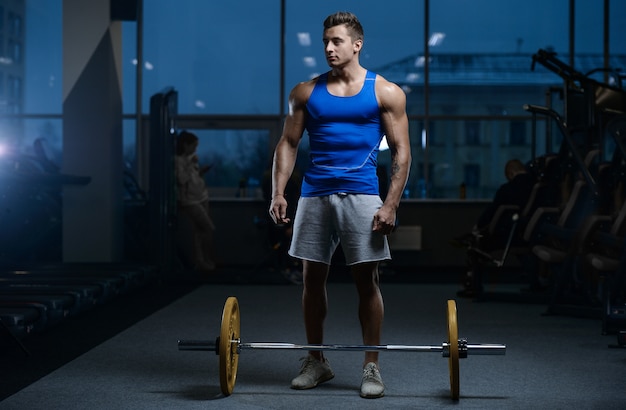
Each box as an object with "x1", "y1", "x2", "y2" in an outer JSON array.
[{"x1": 62, "y1": 0, "x2": 123, "y2": 262}]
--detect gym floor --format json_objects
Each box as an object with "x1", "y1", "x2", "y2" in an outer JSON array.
[{"x1": 0, "y1": 271, "x2": 624, "y2": 409}]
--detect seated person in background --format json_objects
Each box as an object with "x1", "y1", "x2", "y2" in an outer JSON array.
[
  {"x1": 455, "y1": 159, "x2": 536, "y2": 297},
  {"x1": 175, "y1": 131, "x2": 216, "y2": 273}
]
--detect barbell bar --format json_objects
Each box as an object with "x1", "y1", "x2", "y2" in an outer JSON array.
[
  {"x1": 179, "y1": 340, "x2": 505, "y2": 355},
  {"x1": 177, "y1": 297, "x2": 506, "y2": 400}
]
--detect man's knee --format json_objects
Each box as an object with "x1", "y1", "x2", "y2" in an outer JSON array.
[
  {"x1": 351, "y1": 262, "x2": 380, "y2": 287},
  {"x1": 302, "y1": 261, "x2": 329, "y2": 286}
]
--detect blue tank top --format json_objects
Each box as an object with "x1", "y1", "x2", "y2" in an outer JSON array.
[{"x1": 302, "y1": 70, "x2": 383, "y2": 197}]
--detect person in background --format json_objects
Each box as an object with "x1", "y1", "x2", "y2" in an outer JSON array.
[
  {"x1": 455, "y1": 159, "x2": 536, "y2": 297},
  {"x1": 175, "y1": 131, "x2": 216, "y2": 274},
  {"x1": 269, "y1": 11, "x2": 411, "y2": 399}
]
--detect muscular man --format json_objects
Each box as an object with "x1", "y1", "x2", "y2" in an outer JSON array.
[{"x1": 269, "y1": 11, "x2": 411, "y2": 399}]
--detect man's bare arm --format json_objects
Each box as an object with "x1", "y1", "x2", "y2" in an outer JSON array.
[
  {"x1": 373, "y1": 78, "x2": 411, "y2": 233},
  {"x1": 379, "y1": 79, "x2": 411, "y2": 211},
  {"x1": 270, "y1": 82, "x2": 310, "y2": 224}
]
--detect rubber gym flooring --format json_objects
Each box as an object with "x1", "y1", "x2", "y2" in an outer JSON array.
[{"x1": 0, "y1": 270, "x2": 624, "y2": 409}]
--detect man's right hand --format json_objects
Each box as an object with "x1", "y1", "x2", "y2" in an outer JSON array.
[{"x1": 269, "y1": 196, "x2": 290, "y2": 225}]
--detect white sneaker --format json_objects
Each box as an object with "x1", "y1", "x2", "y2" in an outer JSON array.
[
  {"x1": 360, "y1": 362, "x2": 385, "y2": 398},
  {"x1": 291, "y1": 354, "x2": 334, "y2": 389}
]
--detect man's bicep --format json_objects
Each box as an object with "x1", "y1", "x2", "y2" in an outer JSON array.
[
  {"x1": 281, "y1": 85, "x2": 310, "y2": 147},
  {"x1": 279, "y1": 116, "x2": 305, "y2": 152},
  {"x1": 379, "y1": 83, "x2": 409, "y2": 141},
  {"x1": 382, "y1": 110, "x2": 410, "y2": 151}
]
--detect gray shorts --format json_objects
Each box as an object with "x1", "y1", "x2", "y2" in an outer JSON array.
[{"x1": 288, "y1": 194, "x2": 391, "y2": 265}]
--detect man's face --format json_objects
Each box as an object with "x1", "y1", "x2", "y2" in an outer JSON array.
[{"x1": 322, "y1": 24, "x2": 361, "y2": 68}]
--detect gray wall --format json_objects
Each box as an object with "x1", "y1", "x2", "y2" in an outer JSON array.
[{"x1": 63, "y1": 0, "x2": 124, "y2": 262}]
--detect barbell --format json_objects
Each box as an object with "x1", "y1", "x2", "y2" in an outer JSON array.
[{"x1": 178, "y1": 296, "x2": 505, "y2": 400}]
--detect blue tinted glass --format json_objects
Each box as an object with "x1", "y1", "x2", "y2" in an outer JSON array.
[
  {"x1": 138, "y1": 1, "x2": 281, "y2": 114},
  {"x1": 16, "y1": 1, "x2": 625, "y2": 198},
  {"x1": 24, "y1": 0, "x2": 62, "y2": 114}
]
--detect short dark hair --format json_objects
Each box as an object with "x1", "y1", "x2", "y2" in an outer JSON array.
[
  {"x1": 323, "y1": 11, "x2": 364, "y2": 42},
  {"x1": 176, "y1": 130, "x2": 198, "y2": 155},
  {"x1": 504, "y1": 159, "x2": 526, "y2": 180}
]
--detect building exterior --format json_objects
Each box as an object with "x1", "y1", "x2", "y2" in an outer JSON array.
[
  {"x1": 0, "y1": 0, "x2": 25, "y2": 137},
  {"x1": 376, "y1": 52, "x2": 626, "y2": 198}
]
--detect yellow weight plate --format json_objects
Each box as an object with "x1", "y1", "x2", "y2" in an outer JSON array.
[
  {"x1": 447, "y1": 299, "x2": 460, "y2": 400},
  {"x1": 219, "y1": 297, "x2": 241, "y2": 396}
]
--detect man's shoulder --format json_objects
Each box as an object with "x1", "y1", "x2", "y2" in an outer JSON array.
[
  {"x1": 374, "y1": 73, "x2": 404, "y2": 98},
  {"x1": 372, "y1": 71, "x2": 395, "y2": 86},
  {"x1": 290, "y1": 74, "x2": 324, "y2": 102}
]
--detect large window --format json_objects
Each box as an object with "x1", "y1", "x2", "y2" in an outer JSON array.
[
  {"x1": 126, "y1": 1, "x2": 282, "y2": 115},
  {"x1": 425, "y1": 1, "x2": 567, "y2": 198},
  {"x1": 185, "y1": 128, "x2": 271, "y2": 198},
  {"x1": 4, "y1": 0, "x2": 626, "y2": 199},
  {"x1": 13, "y1": 0, "x2": 61, "y2": 161},
  {"x1": 23, "y1": 1, "x2": 62, "y2": 114}
]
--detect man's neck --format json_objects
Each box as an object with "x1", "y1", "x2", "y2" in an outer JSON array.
[{"x1": 329, "y1": 63, "x2": 366, "y2": 83}]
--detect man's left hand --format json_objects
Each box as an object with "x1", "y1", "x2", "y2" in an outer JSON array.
[{"x1": 373, "y1": 207, "x2": 396, "y2": 235}]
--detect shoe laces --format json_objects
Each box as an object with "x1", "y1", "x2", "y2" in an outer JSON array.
[
  {"x1": 299, "y1": 355, "x2": 319, "y2": 373},
  {"x1": 363, "y1": 364, "x2": 381, "y2": 381}
]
